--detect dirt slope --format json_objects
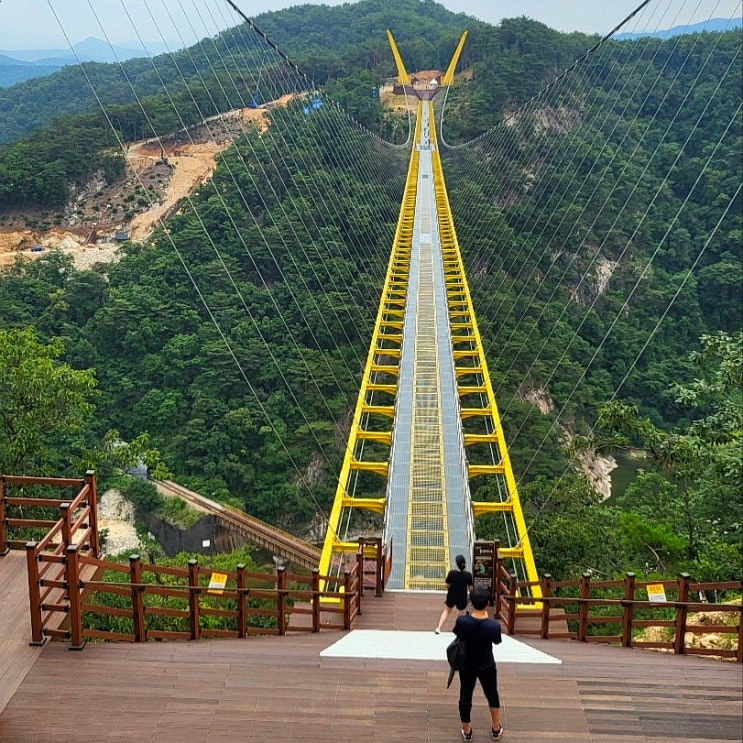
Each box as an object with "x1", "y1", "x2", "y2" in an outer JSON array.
[{"x1": 0, "y1": 100, "x2": 288, "y2": 270}]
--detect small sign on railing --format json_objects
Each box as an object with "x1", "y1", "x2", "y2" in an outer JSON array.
[
  {"x1": 207, "y1": 571, "x2": 228, "y2": 595},
  {"x1": 473, "y1": 541, "x2": 496, "y2": 600},
  {"x1": 646, "y1": 583, "x2": 667, "y2": 603}
]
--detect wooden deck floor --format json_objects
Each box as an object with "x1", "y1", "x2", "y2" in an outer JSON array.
[
  {"x1": 0, "y1": 551, "x2": 42, "y2": 715},
  {"x1": 1, "y1": 583, "x2": 741, "y2": 742}
]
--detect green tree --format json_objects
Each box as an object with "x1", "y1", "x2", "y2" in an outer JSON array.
[
  {"x1": 593, "y1": 332, "x2": 742, "y2": 578},
  {"x1": 0, "y1": 328, "x2": 96, "y2": 473}
]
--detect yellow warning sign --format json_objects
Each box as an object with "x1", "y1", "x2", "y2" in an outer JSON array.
[
  {"x1": 646, "y1": 583, "x2": 667, "y2": 603},
  {"x1": 207, "y1": 571, "x2": 228, "y2": 595}
]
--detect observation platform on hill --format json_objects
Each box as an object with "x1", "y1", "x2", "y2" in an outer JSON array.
[{"x1": 1, "y1": 551, "x2": 740, "y2": 743}]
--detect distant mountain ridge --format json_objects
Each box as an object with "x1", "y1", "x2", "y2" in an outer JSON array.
[
  {"x1": 2, "y1": 16, "x2": 739, "y2": 88},
  {"x1": 614, "y1": 17, "x2": 742, "y2": 40},
  {"x1": 1, "y1": 36, "x2": 174, "y2": 63},
  {"x1": 0, "y1": 37, "x2": 175, "y2": 87}
]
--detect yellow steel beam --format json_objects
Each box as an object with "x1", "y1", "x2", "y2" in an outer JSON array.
[
  {"x1": 350, "y1": 460, "x2": 389, "y2": 477},
  {"x1": 472, "y1": 500, "x2": 512, "y2": 516},
  {"x1": 468, "y1": 464, "x2": 505, "y2": 477},
  {"x1": 441, "y1": 31, "x2": 468, "y2": 85},
  {"x1": 458, "y1": 385, "x2": 488, "y2": 395},
  {"x1": 386, "y1": 30, "x2": 411, "y2": 84},
  {"x1": 361, "y1": 404, "x2": 395, "y2": 418},
  {"x1": 463, "y1": 432, "x2": 499, "y2": 445},
  {"x1": 356, "y1": 430, "x2": 393, "y2": 445},
  {"x1": 341, "y1": 496, "x2": 386, "y2": 515},
  {"x1": 367, "y1": 383, "x2": 398, "y2": 395}
]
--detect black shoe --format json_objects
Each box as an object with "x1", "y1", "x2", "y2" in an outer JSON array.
[
  {"x1": 461, "y1": 728, "x2": 473, "y2": 741},
  {"x1": 491, "y1": 726, "x2": 503, "y2": 740}
]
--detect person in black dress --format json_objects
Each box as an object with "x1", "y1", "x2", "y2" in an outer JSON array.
[
  {"x1": 453, "y1": 586, "x2": 503, "y2": 741},
  {"x1": 434, "y1": 554, "x2": 473, "y2": 634}
]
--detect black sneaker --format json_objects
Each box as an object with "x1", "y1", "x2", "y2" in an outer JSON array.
[
  {"x1": 491, "y1": 726, "x2": 503, "y2": 740},
  {"x1": 461, "y1": 728, "x2": 473, "y2": 741}
]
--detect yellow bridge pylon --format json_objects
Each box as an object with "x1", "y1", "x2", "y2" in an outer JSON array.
[{"x1": 318, "y1": 31, "x2": 540, "y2": 597}]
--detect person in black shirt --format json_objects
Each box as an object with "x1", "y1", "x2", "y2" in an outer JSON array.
[
  {"x1": 453, "y1": 587, "x2": 503, "y2": 741},
  {"x1": 435, "y1": 554, "x2": 473, "y2": 634}
]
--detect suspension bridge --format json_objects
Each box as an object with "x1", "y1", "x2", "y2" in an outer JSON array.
[
  {"x1": 318, "y1": 31, "x2": 538, "y2": 592},
  {"x1": 0, "y1": 0, "x2": 741, "y2": 740}
]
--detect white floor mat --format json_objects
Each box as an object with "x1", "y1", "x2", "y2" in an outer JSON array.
[{"x1": 320, "y1": 630, "x2": 562, "y2": 664}]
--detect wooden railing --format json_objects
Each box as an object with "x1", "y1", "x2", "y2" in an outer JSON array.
[
  {"x1": 358, "y1": 536, "x2": 388, "y2": 596},
  {"x1": 23, "y1": 545, "x2": 364, "y2": 648},
  {"x1": 0, "y1": 472, "x2": 99, "y2": 646},
  {"x1": 2, "y1": 471, "x2": 374, "y2": 647},
  {"x1": 493, "y1": 560, "x2": 742, "y2": 662},
  {"x1": 0, "y1": 471, "x2": 99, "y2": 556},
  {"x1": 48, "y1": 550, "x2": 363, "y2": 647}
]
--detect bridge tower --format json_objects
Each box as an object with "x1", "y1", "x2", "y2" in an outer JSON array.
[{"x1": 319, "y1": 32, "x2": 540, "y2": 594}]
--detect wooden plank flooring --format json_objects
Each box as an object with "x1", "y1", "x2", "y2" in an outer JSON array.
[
  {"x1": 0, "y1": 552, "x2": 42, "y2": 714},
  {"x1": 1, "y1": 585, "x2": 741, "y2": 742}
]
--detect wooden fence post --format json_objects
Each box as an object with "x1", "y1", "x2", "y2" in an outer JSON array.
[
  {"x1": 60, "y1": 502, "x2": 72, "y2": 550},
  {"x1": 0, "y1": 477, "x2": 9, "y2": 556},
  {"x1": 493, "y1": 541, "x2": 503, "y2": 616},
  {"x1": 621, "y1": 572, "x2": 636, "y2": 648},
  {"x1": 66, "y1": 545, "x2": 85, "y2": 650},
  {"x1": 355, "y1": 551, "x2": 363, "y2": 616},
  {"x1": 311, "y1": 569, "x2": 320, "y2": 632},
  {"x1": 276, "y1": 566, "x2": 287, "y2": 635},
  {"x1": 674, "y1": 573, "x2": 690, "y2": 655},
  {"x1": 85, "y1": 470, "x2": 99, "y2": 557},
  {"x1": 540, "y1": 574, "x2": 552, "y2": 639},
  {"x1": 505, "y1": 571, "x2": 517, "y2": 635},
  {"x1": 343, "y1": 570, "x2": 353, "y2": 629},
  {"x1": 358, "y1": 537, "x2": 365, "y2": 594},
  {"x1": 129, "y1": 554, "x2": 146, "y2": 642},
  {"x1": 577, "y1": 572, "x2": 591, "y2": 642},
  {"x1": 236, "y1": 564, "x2": 247, "y2": 638},
  {"x1": 188, "y1": 559, "x2": 200, "y2": 640},
  {"x1": 25, "y1": 542, "x2": 45, "y2": 645},
  {"x1": 376, "y1": 539, "x2": 384, "y2": 596}
]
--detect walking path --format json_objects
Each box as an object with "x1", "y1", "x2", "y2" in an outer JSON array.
[{"x1": 1, "y1": 585, "x2": 740, "y2": 742}]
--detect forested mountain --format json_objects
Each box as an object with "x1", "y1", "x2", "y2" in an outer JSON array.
[
  {"x1": 0, "y1": 0, "x2": 601, "y2": 148},
  {"x1": 0, "y1": 0, "x2": 740, "y2": 582}
]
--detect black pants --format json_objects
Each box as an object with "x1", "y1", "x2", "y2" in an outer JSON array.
[{"x1": 458, "y1": 665, "x2": 500, "y2": 723}]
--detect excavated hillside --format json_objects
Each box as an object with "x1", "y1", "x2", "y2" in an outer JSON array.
[{"x1": 0, "y1": 97, "x2": 292, "y2": 270}]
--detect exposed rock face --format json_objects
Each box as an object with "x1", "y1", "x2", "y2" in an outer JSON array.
[
  {"x1": 517, "y1": 384, "x2": 555, "y2": 414},
  {"x1": 576, "y1": 448, "x2": 617, "y2": 500},
  {"x1": 98, "y1": 488, "x2": 142, "y2": 557},
  {"x1": 516, "y1": 382, "x2": 617, "y2": 500}
]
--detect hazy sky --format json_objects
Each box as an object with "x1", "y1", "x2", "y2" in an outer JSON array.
[{"x1": 0, "y1": 0, "x2": 740, "y2": 50}]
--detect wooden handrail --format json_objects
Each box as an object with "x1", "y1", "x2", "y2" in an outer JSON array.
[
  {"x1": 8, "y1": 473, "x2": 738, "y2": 660},
  {"x1": 497, "y1": 571, "x2": 742, "y2": 662}
]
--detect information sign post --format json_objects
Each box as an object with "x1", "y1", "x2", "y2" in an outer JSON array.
[{"x1": 472, "y1": 540, "x2": 497, "y2": 604}]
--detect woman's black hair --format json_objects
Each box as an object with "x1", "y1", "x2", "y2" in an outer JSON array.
[{"x1": 455, "y1": 554, "x2": 466, "y2": 570}]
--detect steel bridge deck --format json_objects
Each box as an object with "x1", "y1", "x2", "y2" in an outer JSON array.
[{"x1": 386, "y1": 102, "x2": 471, "y2": 589}]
